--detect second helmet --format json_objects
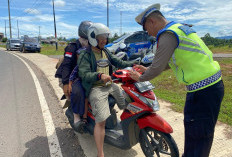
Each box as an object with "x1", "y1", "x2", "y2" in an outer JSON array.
[
  {"x1": 87, "y1": 23, "x2": 110, "y2": 47},
  {"x1": 78, "y1": 21, "x2": 93, "y2": 39}
]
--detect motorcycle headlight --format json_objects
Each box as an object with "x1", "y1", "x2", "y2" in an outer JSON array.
[
  {"x1": 145, "y1": 96, "x2": 160, "y2": 111},
  {"x1": 130, "y1": 90, "x2": 160, "y2": 112}
]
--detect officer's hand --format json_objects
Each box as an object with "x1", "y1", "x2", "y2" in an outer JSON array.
[
  {"x1": 133, "y1": 64, "x2": 147, "y2": 73},
  {"x1": 63, "y1": 84, "x2": 70, "y2": 100},
  {"x1": 101, "y1": 74, "x2": 112, "y2": 84},
  {"x1": 129, "y1": 70, "x2": 141, "y2": 82},
  {"x1": 68, "y1": 81, "x2": 73, "y2": 96}
]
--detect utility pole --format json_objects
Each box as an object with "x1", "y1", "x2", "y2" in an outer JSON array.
[
  {"x1": 52, "y1": 0, "x2": 58, "y2": 51},
  {"x1": 17, "y1": 20, "x2": 19, "y2": 39},
  {"x1": 120, "y1": 11, "x2": 122, "y2": 36},
  {"x1": 5, "y1": 20, "x2": 7, "y2": 38},
  {"x1": 39, "y1": 26, "x2": 41, "y2": 41},
  {"x1": 107, "y1": 0, "x2": 109, "y2": 27},
  {"x1": 8, "y1": 0, "x2": 12, "y2": 38}
]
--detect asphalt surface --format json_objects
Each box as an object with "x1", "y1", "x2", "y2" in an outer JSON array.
[
  {"x1": 0, "y1": 50, "x2": 85, "y2": 157},
  {"x1": 0, "y1": 51, "x2": 50, "y2": 156}
]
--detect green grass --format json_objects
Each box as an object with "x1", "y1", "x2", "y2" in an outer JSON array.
[
  {"x1": 150, "y1": 58, "x2": 232, "y2": 125},
  {"x1": 40, "y1": 44, "x2": 65, "y2": 55},
  {"x1": 0, "y1": 44, "x2": 6, "y2": 48},
  {"x1": 208, "y1": 45, "x2": 232, "y2": 54}
]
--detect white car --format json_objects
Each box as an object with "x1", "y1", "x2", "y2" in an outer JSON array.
[{"x1": 6, "y1": 39, "x2": 21, "y2": 51}]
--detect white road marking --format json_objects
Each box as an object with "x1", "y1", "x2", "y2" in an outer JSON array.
[{"x1": 10, "y1": 52, "x2": 63, "y2": 157}]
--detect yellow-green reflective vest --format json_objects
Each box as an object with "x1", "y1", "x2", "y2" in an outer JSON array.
[{"x1": 156, "y1": 22, "x2": 221, "y2": 92}]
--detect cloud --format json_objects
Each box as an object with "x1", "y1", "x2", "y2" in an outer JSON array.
[
  {"x1": 2, "y1": 0, "x2": 232, "y2": 38},
  {"x1": 0, "y1": 27, "x2": 4, "y2": 33},
  {"x1": 57, "y1": 22, "x2": 78, "y2": 31},
  {"x1": 20, "y1": 24, "x2": 39, "y2": 32},
  {"x1": 50, "y1": 0, "x2": 66, "y2": 7},
  {"x1": 24, "y1": 8, "x2": 40, "y2": 15},
  {"x1": 15, "y1": 14, "x2": 62, "y2": 23},
  {"x1": 85, "y1": 0, "x2": 116, "y2": 7},
  {"x1": 92, "y1": 15, "x2": 105, "y2": 19},
  {"x1": 110, "y1": 26, "x2": 142, "y2": 36},
  {"x1": 36, "y1": 14, "x2": 62, "y2": 22}
]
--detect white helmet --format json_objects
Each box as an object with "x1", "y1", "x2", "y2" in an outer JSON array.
[{"x1": 87, "y1": 23, "x2": 110, "y2": 47}]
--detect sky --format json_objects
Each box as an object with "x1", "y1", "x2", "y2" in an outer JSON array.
[{"x1": 0, "y1": 0, "x2": 232, "y2": 39}]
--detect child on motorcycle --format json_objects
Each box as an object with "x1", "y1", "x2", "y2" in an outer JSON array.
[{"x1": 68, "y1": 48, "x2": 89, "y2": 132}]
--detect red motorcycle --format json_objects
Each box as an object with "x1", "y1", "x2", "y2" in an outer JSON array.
[{"x1": 66, "y1": 67, "x2": 179, "y2": 157}]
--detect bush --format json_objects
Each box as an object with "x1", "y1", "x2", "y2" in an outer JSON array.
[{"x1": 2, "y1": 37, "x2": 7, "y2": 42}]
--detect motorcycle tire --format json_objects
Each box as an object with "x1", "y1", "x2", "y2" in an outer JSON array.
[{"x1": 139, "y1": 127, "x2": 179, "y2": 157}]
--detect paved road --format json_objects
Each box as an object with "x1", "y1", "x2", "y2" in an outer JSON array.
[
  {"x1": 1, "y1": 48, "x2": 232, "y2": 157},
  {"x1": 213, "y1": 53, "x2": 232, "y2": 58},
  {"x1": 0, "y1": 50, "x2": 85, "y2": 157}
]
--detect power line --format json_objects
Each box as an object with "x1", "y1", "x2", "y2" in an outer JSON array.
[{"x1": 11, "y1": 0, "x2": 49, "y2": 21}]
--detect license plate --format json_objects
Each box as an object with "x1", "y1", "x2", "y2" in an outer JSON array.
[{"x1": 134, "y1": 81, "x2": 155, "y2": 93}]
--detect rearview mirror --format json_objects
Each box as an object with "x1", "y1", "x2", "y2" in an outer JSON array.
[{"x1": 148, "y1": 36, "x2": 156, "y2": 44}]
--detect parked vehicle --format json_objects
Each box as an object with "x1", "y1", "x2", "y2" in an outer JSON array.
[
  {"x1": 65, "y1": 65, "x2": 179, "y2": 157},
  {"x1": 20, "y1": 37, "x2": 41, "y2": 53},
  {"x1": 6, "y1": 38, "x2": 21, "y2": 51},
  {"x1": 115, "y1": 37, "x2": 156, "y2": 67},
  {"x1": 105, "y1": 31, "x2": 152, "y2": 55}
]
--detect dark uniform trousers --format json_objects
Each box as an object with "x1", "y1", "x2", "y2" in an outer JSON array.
[{"x1": 183, "y1": 80, "x2": 224, "y2": 157}]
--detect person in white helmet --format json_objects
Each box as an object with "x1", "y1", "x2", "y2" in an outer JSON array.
[{"x1": 77, "y1": 23, "x2": 136, "y2": 157}]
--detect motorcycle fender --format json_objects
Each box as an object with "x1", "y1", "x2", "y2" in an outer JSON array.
[{"x1": 137, "y1": 113, "x2": 173, "y2": 133}]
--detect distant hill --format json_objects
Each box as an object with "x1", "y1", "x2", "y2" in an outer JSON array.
[{"x1": 216, "y1": 36, "x2": 232, "y2": 40}]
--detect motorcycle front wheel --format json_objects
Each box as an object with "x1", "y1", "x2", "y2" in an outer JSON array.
[{"x1": 139, "y1": 128, "x2": 179, "y2": 157}]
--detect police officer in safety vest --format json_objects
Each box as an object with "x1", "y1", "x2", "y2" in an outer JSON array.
[{"x1": 129, "y1": 3, "x2": 224, "y2": 157}]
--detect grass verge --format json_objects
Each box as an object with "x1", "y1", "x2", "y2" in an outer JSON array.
[
  {"x1": 209, "y1": 45, "x2": 232, "y2": 54},
  {"x1": 0, "y1": 45, "x2": 6, "y2": 48},
  {"x1": 40, "y1": 44, "x2": 65, "y2": 55}
]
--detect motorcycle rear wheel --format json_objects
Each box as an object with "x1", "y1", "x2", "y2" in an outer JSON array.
[{"x1": 139, "y1": 128, "x2": 179, "y2": 157}]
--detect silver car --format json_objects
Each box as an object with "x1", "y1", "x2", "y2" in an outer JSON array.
[{"x1": 6, "y1": 39, "x2": 21, "y2": 51}]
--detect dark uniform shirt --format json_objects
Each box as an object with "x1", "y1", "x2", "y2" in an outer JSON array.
[{"x1": 55, "y1": 39, "x2": 82, "y2": 85}]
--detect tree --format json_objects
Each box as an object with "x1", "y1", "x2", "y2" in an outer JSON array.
[
  {"x1": 201, "y1": 33, "x2": 232, "y2": 47},
  {"x1": 2, "y1": 37, "x2": 7, "y2": 42},
  {"x1": 68, "y1": 38, "x2": 76, "y2": 43},
  {"x1": 204, "y1": 33, "x2": 211, "y2": 38},
  {"x1": 109, "y1": 33, "x2": 121, "y2": 43},
  {"x1": 113, "y1": 33, "x2": 119, "y2": 38}
]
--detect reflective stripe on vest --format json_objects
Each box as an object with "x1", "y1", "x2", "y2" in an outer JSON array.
[
  {"x1": 157, "y1": 22, "x2": 221, "y2": 92},
  {"x1": 186, "y1": 70, "x2": 221, "y2": 91}
]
